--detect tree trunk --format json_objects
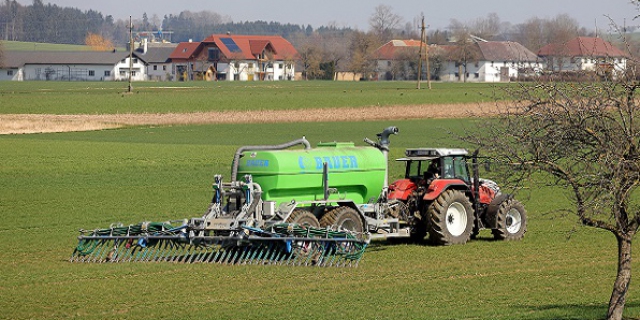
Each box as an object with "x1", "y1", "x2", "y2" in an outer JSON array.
[{"x1": 607, "y1": 234, "x2": 632, "y2": 320}]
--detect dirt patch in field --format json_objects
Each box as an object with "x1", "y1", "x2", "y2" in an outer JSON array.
[{"x1": 0, "y1": 102, "x2": 504, "y2": 134}]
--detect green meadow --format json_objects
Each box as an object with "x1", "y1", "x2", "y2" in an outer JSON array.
[
  {"x1": 0, "y1": 82, "x2": 637, "y2": 319},
  {"x1": 0, "y1": 81, "x2": 507, "y2": 114},
  {"x1": 2, "y1": 40, "x2": 126, "y2": 52}
]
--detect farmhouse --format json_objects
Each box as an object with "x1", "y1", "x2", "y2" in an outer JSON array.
[
  {"x1": 438, "y1": 40, "x2": 542, "y2": 82},
  {"x1": 537, "y1": 36, "x2": 628, "y2": 78},
  {"x1": 373, "y1": 39, "x2": 428, "y2": 81},
  {"x1": 134, "y1": 40, "x2": 178, "y2": 81},
  {"x1": 0, "y1": 51, "x2": 147, "y2": 81},
  {"x1": 169, "y1": 34, "x2": 298, "y2": 81},
  {"x1": 0, "y1": 50, "x2": 155, "y2": 81},
  {"x1": 373, "y1": 38, "x2": 542, "y2": 82}
]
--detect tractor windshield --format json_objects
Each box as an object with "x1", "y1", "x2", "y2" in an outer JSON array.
[{"x1": 444, "y1": 156, "x2": 470, "y2": 182}]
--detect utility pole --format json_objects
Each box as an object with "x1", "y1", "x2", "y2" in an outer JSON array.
[
  {"x1": 417, "y1": 15, "x2": 424, "y2": 90},
  {"x1": 417, "y1": 15, "x2": 431, "y2": 90},
  {"x1": 128, "y1": 16, "x2": 133, "y2": 93},
  {"x1": 425, "y1": 20, "x2": 432, "y2": 90}
]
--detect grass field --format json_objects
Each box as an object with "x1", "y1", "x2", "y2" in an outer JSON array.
[
  {"x1": 0, "y1": 81, "x2": 508, "y2": 114},
  {"x1": 1, "y1": 40, "x2": 126, "y2": 52},
  {"x1": 1, "y1": 115, "x2": 639, "y2": 319}
]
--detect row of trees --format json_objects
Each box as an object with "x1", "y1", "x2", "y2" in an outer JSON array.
[
  {"x1": 0, "y1": 1, "x2": 603, "y2": 49},
  {"x1": 0, "y1": 0, "x2": 316, "y2": 45}
]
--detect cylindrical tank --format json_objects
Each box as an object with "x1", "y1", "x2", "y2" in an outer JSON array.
[{"x1": 236, "y1": 142, "x2": 386, "y2": 206}]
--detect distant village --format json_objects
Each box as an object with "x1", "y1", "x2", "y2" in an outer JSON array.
[
  {"x1": 0, "y1": 33, "x2": 628, "y2": 83},
  {"x1": 0, "y1": 2, "x2": 631, "y2": 83}
]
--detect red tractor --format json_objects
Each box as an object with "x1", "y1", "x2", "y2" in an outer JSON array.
[{"x1": 388, "y1": 148, "x2": 527, "y2": 245}]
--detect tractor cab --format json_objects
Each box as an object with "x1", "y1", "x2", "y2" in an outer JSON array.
[{"x1": 397, "y1": 148, "x2": 472, "y2": 185}]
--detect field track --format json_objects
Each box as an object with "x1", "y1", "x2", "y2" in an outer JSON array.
[{"x1": 0, "y1": 102, "x2": 501, "y2": 134}]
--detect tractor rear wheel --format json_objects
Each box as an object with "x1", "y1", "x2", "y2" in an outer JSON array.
[
  {"x1": 492, "y1": 199, "x2": 527, "y2": 241},
  {"x1": 427, "y1": 190, "x2": 474, "y2": 245},
  {"x1": 287, "y1": 209, "x2": 320, "y2": 228},
  {"x1": 319, "y1": 207, "x2": 364, "y2": 238}
]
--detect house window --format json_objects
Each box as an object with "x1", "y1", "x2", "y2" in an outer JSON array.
[
  {"x1": 234, "y1": 62, "x2": 240, "y2": 69},
  {"x1": 153, "y1": 65, "x2": 158, "y2": 71},
  {"x1": 133, "y1": 58, "x2": 138, "y2": 63},
  {"x1": 119, "y1": 70, "x2": 126, "y2": 76},
  {"x1": 474, "y1": 73, "x2": 479, "y2": 78},
  {"x1": 249, "y1": 63, "x2": 254, "y2": 68},
  {"x1": 162, "y1": 65, "x2": 166, "y2": 71},
  {"x1": 7, "y1": 70, "x2": 13, "y2": 76},
  {"x1": 131, "y1": 71, "x2": 137, "y2": 76},
  {"x1": 88, "y1": 70, "x2": 95, "y2": 76},
  {"x1": 104, "y1": 71, "x2": 111, "y2": 77},
  {"x1": 208, "y1": 48, "x2": 220, "y2": 61},
  {"x1": 279, "y1": 63, "x2": 283, "y2": 69}
]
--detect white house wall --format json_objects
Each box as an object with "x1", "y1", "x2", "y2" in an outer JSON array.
[
  {"x1": 224, "y1": 60, "x2": 294, "y2": 81},
  {"x1": 440, "y1": 61, "x2": 543, "y2": 82},
  {"x1": 0, "y1": 68, "x2": 22, "y2": 81},
  {"x1": 115, "y1": 57, "x2": 147, "y2": 81},
  {"x1": 21, "y1": 64, "x2": 116, "y2": 81},
  {"x1": 147, "y1": 63, "x2": 172, "y2": 81}
]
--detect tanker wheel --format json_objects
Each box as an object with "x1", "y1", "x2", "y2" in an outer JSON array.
[
  {"x1": 319, "y1": 207, "x2": 364, "y2": 239},
  {"x1": 286, "y1": 209, "x2": 320, "y2": 228},
  {"x1": 492, "y1": 199, "x2": 527, "y2": 241},
  {"x1": 427, "y1": 189, "x2": 474, "y2": 245}
]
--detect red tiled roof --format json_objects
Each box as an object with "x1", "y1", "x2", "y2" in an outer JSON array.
[
  {"x1": 537, "y1": 37, "x2": 628, "y2": 58},
  {"x1": 374, "y1": 40, "x2": 426, "y2": 60},
  {"x1": 202, "y1": 34, "x2": 298, "y2": 60},
  {"x1": 249, "y1": 40, "x2": 272, "y2": 56},
  {"x1": 169, "y1": 42, "x2": 200, "y2": 60}
]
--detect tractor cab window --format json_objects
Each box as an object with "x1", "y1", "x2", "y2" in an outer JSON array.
[
  {"x1": 443, "y1": 157, "x2": 455, "y2": 179},
  {"x1": 405, "y1": 160, "x2": 424, "y2": 181},
  {"x1": 447, "y1": 156, "x2": 470, "y2": 182}
]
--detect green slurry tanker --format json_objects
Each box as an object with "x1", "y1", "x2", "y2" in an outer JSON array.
[{"x1": 72, "y1": 127, "x2": 526, "y2": 267}]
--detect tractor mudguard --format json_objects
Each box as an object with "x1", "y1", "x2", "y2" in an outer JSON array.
[
  {"x1": 422, "y1": 179, "x2": 468, "y2": 201},
  {"x1": 483, "y1": 193, "x2": 512, "y2": 228},
  {"x1": 388, "y1": 179, "x2": 417, "y2": 201}
]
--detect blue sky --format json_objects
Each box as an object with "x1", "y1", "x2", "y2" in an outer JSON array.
[{"x1": 17, "y1": 0, "x2": 640, "y2": 32}]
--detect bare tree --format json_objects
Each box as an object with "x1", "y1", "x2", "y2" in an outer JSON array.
[
  {"x1": 469, "y1": 43, "x2": 639, "y2": 320},
  {"x1": 348, "y1": 31, "x2": 379, "y2": 80},
  {"x1": 293, "y1": 33, "x2": 323, "y2": 80},
  {"x1": 512, "y1": 14, "x2": 586, "y2": 52},
  {"x1": 446, "y1": 26, "x2": 480, "y2": 82},
  {"x1": 471, "y1": 12, "x2": 502, "y2": 40},
  {"x1": 322, "y1": 37, "x2": 349, "y2": 80},
  {"x1": 369, "y1": 4, "x2": 402, "y2": 43},
  {"x1": 512, "y1": 17, "x2": 547, "y2": 52}
]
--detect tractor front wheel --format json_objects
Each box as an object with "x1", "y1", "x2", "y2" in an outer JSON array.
[
  {"x1": 427, "y1": 190, "x2": 474, "y2": 245},
  {"x1": 492, "y1": 199, "x2": 527, "y2": 241},
  {"x1": 319, "y1": 207, "x2": 364, "y2": 238}
]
